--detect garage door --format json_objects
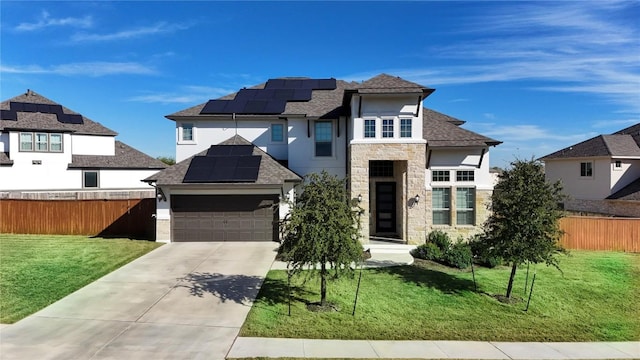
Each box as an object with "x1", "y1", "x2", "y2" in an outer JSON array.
[{"x1": 171, "y1": 195, "x2": 279, "y2": 242}]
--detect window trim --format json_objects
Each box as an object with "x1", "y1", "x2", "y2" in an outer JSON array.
[
  {"x1": 35, "y1": 132, "x2": 49, "y2": 152},
  {"x1": 432, "y1": 187, "x2": 451, "y2": 225},
  {"x1": 400, "y1": 118, "x2": 412, "y2": 138},
  {"x1": 179, "y1": 123, "x2": 195, "y2": 143},
  {"x1": 382, "y1": 118, "x2": 394, "y2": 138},
  {"x1": 49, "y1": 133, "x2": 63, "y2": 153},
  {"x1": 19, "y1": 132, "x2": 34, "y2": 152},
  {"x1": 270, "y1": 123, "x2": 285, "y2": 143},
  {"x1": 456, "y1": 187, "x2": 476, "y2": 226},
  {"x1": 364, "y1": 119, "x2": 376, "y2": 138},
  {"x1": 19, "y1": 132, "x2": 64, "y2": 153},
  {"x1": 83, "y1": 170, "x2": 99, "y2": 189},
  {"x1": 580, "y1": 161, "x2": 593, "y2": 177},
  {"x1": 456, "y1": 170, "x2": 475, "y2": 182},
  {"x1": 432, "y1": 170, "x2": 450, "y2": 182},
  {"x1": 613, "y1": 160, "x2": 622, "y2": 170},
  {"x1": 314, "y1": 120, "x2": 333, "y2": 157}
]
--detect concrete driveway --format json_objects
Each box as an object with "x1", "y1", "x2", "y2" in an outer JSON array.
[{"x1": 0, "y1": 242, "x2": 278, "y2": 360}]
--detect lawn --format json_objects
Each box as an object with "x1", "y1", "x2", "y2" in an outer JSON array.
[
  {"x1": 0, "y1": 234, "x2": 162, "y2": 323},
  {"x1": 241, "y1": 251, "x2": 640, "y2": 341}
]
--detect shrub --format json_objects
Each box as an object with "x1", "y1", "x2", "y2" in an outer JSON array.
[
  {"x1": 442, "y1": 239, "x2": 472, "y2": 269},
  {"x1": 410, "y1": 243, "x2": 442, "y2": 261},
  {"x1": 468, "y1": 234, "x2": 502, "y2": 268},
  {"x1": 427, "y1": 230, "x2": 451, "y2": 251}
]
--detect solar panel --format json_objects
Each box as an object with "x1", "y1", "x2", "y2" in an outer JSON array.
[
  {"x1": 59, "y1": 114, "x2": 84, "y2": 124},
  {"x1": 37, "y1": 104, "x2": 50, "y2": 113},
  {"x1": 243, "y1": 100, "x2": 268, "y2": 113},
  {"x1": 201, "y1": 100, "x2": 231, "y2": 114},
  {"x1": 229, "y1": 145, "x2": 254, "y2": 156},
  {"x1": 1, "y1": 110, "x2": 17, "y2": 121},
  {"x1": 23, "y1": 103, "x2": 38, "y2": 112},
  {"x1": 183, "y1": 156, "x2": 217, "y2": 183},
  {"x1": 49, "y1": 105, "x2": 64, "y2": 114},
  {"x1": 183, "y1": 155, "x2": 261, "y2": 183}
]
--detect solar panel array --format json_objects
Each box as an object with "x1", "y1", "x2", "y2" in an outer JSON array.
[
  {"x1": 0, "y1": 102, "x2": 84, "y2": 124},
  {"x1": 183, "y1": 145, "x2": 262, "y2": 183},
  {"x1": 200, "y1": 78, "x2": 337, "y2": 115}
]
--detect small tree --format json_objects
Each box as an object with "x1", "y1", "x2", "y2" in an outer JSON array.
[
  {"x1": 481, "y1": 159, "x2": 566, "y2": 299},
  {"x1": 157, "y1": 156, "x2": 176, "y2": 165},
  {"x1": 278, "y1": 171, "x2": 363, "y2": 307}
]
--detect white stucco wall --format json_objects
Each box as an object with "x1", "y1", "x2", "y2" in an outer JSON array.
[
  {"x1": 287, "y1": 117, "x2": 347, "y2": 178},
  {"x1": 72, "y1": 135, "x2": 115, "y2": 155},
  {"x1": 99, "y1": 170, "x2": 159, "y2": 189},
  {"x1": 610, "y1": 159, "x2": 640, "y2": 194},
  {"x1": 175, "y1": 119, "x2": 288, "y2": 162},
  {"x1": 349, "y1": 95, "x2": 424, "y2": 142},
  {"x1": 426, "y1": 147, "x2": 493, "y2": 190},
  {"x1": 544, "y1": 157, "x2": 612, "y2": 200}
]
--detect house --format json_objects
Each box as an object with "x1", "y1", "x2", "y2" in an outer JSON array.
[
  {"x1": 0, "y1": 90, "x2": 166, "y2": 199},
  {"x1": 146, "y1": 74, "x2": 501, "y2": 244},
  {"x1": 540, "y1": 123, "x2": 640, "y2": 217}
]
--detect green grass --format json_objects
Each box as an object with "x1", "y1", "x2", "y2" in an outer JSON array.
[
  {"x1": 241, "y1": 251, "x2": 640, "y2": 341},
  {"x1": 0, "y1": 234, "x2": 162, "y2": 323}
]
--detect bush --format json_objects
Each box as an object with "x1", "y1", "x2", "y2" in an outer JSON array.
[
  {"x1": 427, "y1": 230, "x2": 451, "y2": 251},
  {"x1": 442, "y1": 239, "x2": 472, "y2": 269},
  {"x1": 468, "y1": 234, "x2": 502, "y2": 268},
  {"x1": 410, "y1": 243, "x2": 442, "y2": 261}
]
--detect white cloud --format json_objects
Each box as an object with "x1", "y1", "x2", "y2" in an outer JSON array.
[
  {"x1": 1, "y1": 62, "x2": 155, "y2": 77},
  {"x1": 483, "y1": 113, "x2": 496, "y2": 120},
  {"x1": 128, "y1": 85, "x2": 234, "y2": 104},
  {"x1": 15, "y1": 10, "x2": 93, "y2": 31},
  {"x1": 477, "y1": 124, "x2": 597, "y2": 142},
  {"x1": 591, "y1": 119, "x2": 639, "y2": 129},
  {"x1": 71, "y1": 22, "x2": 191, "y2": 42}
]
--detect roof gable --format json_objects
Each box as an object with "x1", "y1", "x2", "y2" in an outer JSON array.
[
  {"x1": 423, "y1": 108, "x2": 501, "y2": 147},
  {"x1": 356, "y1": 73, "x2": 432, "y2": 94},
  {"x1": 541, "y1": 123, "x2": 640, "y2": 160},
  {"x1": 69, "y1": 141, "x2": 167, "y2": 170}
]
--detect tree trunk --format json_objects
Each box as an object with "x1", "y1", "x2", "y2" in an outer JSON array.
[
  {"x1": 506, "y1": 262, "x2": 518, "y2": 298},
  {"x1": 320, "y1": 259, "x2": 327, "y2": 305}
]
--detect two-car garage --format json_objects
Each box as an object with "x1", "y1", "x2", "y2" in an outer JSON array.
[{"x1": 171, "y1": 194, "x2": 279, "y2": 242}]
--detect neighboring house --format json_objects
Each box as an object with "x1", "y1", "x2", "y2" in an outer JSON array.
[
  {"x1": 0, "y1": 90, "x2": 166, "y2": 199},
  {"x1": 540, "y1": 123, "x2": 640, "y2": 217},
  {"x1": 146, "y1": 74, "x2": 501, "y2": 243}
]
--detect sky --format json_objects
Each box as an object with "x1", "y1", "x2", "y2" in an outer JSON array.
[{"x1": 1, "y1": 1, "x2": 639, "y2": 168}]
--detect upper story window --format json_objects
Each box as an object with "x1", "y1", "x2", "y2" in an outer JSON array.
[
  {"x1": 432, "y1": 170, "x2": 450, "y2": 182},
  {"x1": 400, "y1": 118, "x2": 412, "y2": 138},
  {"x1": 271, "y1": 123, "x2": 284, "y2": 142},
  {"x1": 614, "y1": 160, "x2": 622, "y2": 169},
  {"x1": 456, "y1": 170, "x2": 475, "y2": 182},
  {"x1": 382, "y1": 119, "x2": 394, "y2": 138},
  {"x1": 315, "y1": 121, "x2": 332, "y2": 157},
  {"x1": 364, "y1": 119, "x2": 376, "y2": 138},
  {"x1": 580, "y1": 162, "x2": 593, "y2": 177},
  {"x1": 19, "y1": 132, "x2": 63, "y2": 152},
  {"x1": 181, "y1": 123, "x2": 194, "y2": 142}
]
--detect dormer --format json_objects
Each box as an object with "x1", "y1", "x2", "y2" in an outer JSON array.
[{"x1": 346, "y1": 74, "x2": 435, "y2": 143}]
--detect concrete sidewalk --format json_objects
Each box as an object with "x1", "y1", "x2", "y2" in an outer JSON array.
[{"x1": 229, "y1": 337, "x2": 640, "y2": 359}]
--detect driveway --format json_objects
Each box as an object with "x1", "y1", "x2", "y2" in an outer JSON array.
[{"x1": 0, "y1": 242, "x2": 278, "y2": 360}]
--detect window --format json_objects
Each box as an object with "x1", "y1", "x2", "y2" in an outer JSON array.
[
  {"x1": 456, "y1": 187, "x2": 475, "y2": 225},
  {"x1": 20, "y1": 132, "x2": 33, "y2": 151},
  {"x1": 314, "y1": 121, "x2": 332, "y2": 157},
  {"x1": 83, "y1": 171, "x2": 99, "y2": 188},
  {"x1": 50, "y1": 134, "x2": 63, "y2": 152},
  {"x1": 382, "y1": 119, "x2": 394, "y2": 138},
  {"x1": 271, "y1": 124, "x2": 284, "y2": 142},
  {"x1": 580, "y1": 162, "x2": 593, "y2": 177},
  {"x1": 400, "y1": 118, "x2": 412, "y2": 138},
  {"x1": 182, "y1": 123, "x2": 194, "y2": 141},
  {"x1": 432, "y1": 170, "x2": 450, "y2": 182},
  {"x1": 615, "y1": 160, "x2": 622, "y2": 168},
  {"x1": 364, "y1": 119, "x2": 376, "y2": 138},
  {"x1": 370, "y1": 160, "x2": 394, "y2": 177},
  {"x1": 456, "y1": 170, "x2": 475, "y2": 182},
  {"x1": 432, "y1": 188, "x2": 451, "y2": 225},
  {"x1": 35, "y1": 133, "x2": 48, "y2": 151}
]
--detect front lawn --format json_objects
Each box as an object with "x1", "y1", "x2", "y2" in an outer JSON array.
[
  {"x1": 0, "y1": 234, "x2": 162, "y2": 323},
  {"x1": 241, "y1": 251, "x2": 640, "y2": 341}
]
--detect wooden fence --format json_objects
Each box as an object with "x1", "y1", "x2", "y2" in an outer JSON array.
[
  {"x1": 559, "y1": 216, "x2": 640, "y2": 252},
  {"x1": 0, "y1": 198, "x2": 155, "y2": 239}
]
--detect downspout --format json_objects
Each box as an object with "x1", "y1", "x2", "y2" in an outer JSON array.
[{"x1": 477, "y1": 148, "x2": 486, "y2": 169}]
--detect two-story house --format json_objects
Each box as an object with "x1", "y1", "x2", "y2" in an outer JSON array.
[
  {"x1": 540, "y1": 123, "x2": 640, "y2": 217},
  {"x1": 0, "y1": 90, "x2": 166, "y2": 199},
  {"x1": 145, "y1": 74, "x2": 500, "y2": 244}
]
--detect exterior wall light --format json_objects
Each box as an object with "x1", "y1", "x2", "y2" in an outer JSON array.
[
  {"x1": 414, "y1": 194, "x2": 420, "y2": 204},
  {"x1": 357, "y1": 194, "x2": 363, "y2": 203}
]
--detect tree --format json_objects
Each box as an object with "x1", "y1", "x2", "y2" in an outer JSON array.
[
  {"x1": 481, "y1": 159, "x2": 566, "y2": 299},
  {"x1": 278, "y1": 171, "x2": 363, "y2": 307},
  {"x1": 157, "y1": 156, "x2": 175, "y2": 165}
]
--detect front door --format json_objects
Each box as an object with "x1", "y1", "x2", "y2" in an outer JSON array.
[{"x1": 375, "y1": 182, "x2": 396, "y2": 233}]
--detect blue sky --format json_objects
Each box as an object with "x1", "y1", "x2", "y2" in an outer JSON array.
[{"x1": 1, "y1": 1, "x2": 638, "y2": 168}]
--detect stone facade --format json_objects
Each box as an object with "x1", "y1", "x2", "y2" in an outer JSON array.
[
  {"x1": 349, "y1": 143, "x2": 426, "y2": 244},
  {"x1": 155, "y1": 219, "x2": 171, "y2": 243},
  {"x1": 564, "y1": 199, "x2": 640, "y2": 217}
]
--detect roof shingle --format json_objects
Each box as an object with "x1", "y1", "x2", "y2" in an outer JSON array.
[
  {"x1": 423, "y1": 108, "x2": 501, "y2": 147},
  {"x1": 69, "y1": 141, "x2": 167, "y2": 170}
]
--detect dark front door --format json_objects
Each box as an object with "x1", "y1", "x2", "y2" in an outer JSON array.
[{"x1": 375, "y1": 182, "x2": 396, "y2": 233}]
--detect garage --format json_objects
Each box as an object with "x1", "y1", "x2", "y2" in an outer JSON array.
[{"x1": 171, "y1": 194, "x2": 279, "y2": 242}]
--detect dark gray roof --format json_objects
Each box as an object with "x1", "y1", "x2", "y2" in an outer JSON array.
[
  {"x1": 423, "y1": 108, "x2": 501, "y2": 148},
  {"x1": 540, "y1": 123, "x2": 640, "y2": 160},
  {"x1": 354, "y1": 73, "x2": 434, "y2": 95},
  {"x1": 69, "y1": 141, "x2": 167, "y2": 170},
  {"x1": 1, "y1": 90, "x2": 117, "y2": 136},
  {"x1": 607, "y1": 177, "x2": 640, "y2": 201},
  {"x1": 145, "y1": 135, "x2": 302, "y2": 186},
  {"x1": 0, "y1": 152, "x2": 12, "y2": 166}
]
